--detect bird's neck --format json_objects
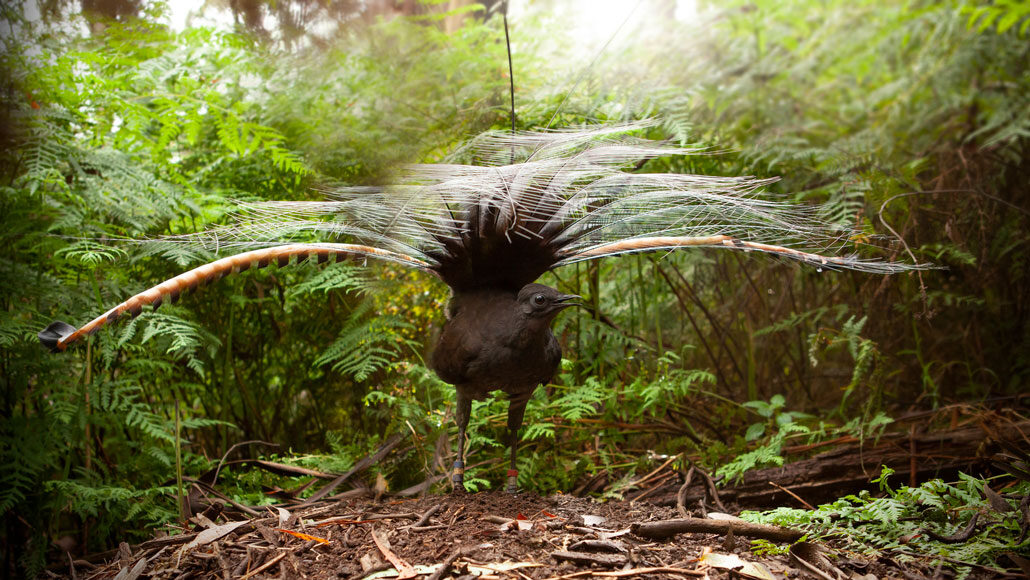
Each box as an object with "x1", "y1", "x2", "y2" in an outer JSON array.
[{"x1": 447, "y1": 288, "x2": 556, "y2": 345}]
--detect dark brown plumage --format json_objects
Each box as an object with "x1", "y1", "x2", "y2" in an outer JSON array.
[{"x1": 433, "y1": 284, "x2": 579, "y2": 492}]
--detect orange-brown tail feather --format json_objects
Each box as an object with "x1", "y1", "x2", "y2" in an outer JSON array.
[{"x1": 39, "y1": 244, "x2": 430, "y2": 352}]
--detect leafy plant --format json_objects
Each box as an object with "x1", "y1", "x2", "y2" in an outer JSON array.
[{"x1": 744, "y1": 467, "x2": 1030, "y2": 576}]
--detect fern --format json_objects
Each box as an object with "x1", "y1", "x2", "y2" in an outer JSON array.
[
  {"x1": 744, "y1": 468, "x2": 1030, "y2": 573},
  {"x1": 313, "y1": 303, "x2": 416, "y2": 381},
  {"x1": 552, "y1": 378, "x2": 607, "y2": 421},
  {"x1": 286, "y1": 261, "x2": 369, "y2": 298}
]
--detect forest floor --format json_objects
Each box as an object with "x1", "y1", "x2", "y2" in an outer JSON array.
[
  {"x1": 52, "y1": 490, "x2": 985, "y2": 580},
  {"x1": 47, "y1": 410, "x2": 1030, "y2": 579}
]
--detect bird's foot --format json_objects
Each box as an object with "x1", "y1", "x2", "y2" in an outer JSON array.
[
  {"x1": 505, "y1": 469, "x2": 519, "y2": 494},
  {"x1": 451, "y1": 460, "x2": 466, "y2": 493}
]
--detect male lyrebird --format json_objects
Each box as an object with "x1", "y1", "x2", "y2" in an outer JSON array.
[{"x1": 39, "y1": 123, "x2": 920, "y2": 492}]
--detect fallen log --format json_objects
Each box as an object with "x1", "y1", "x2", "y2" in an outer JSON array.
[{"x1": 651, "y1": 419, "x2": 1030, "y2": 508}]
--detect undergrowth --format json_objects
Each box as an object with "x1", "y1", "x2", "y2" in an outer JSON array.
[
  {"x1": 744, "y1": 467, "x2": 1030, "y2": 577},
  {"x1": 1, "y1": 0, "x2": 1027, "y2": 575}
]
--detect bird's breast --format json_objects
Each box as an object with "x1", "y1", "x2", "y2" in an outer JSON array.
[{"x1": 431, "y1": 291, "x2": 562, "y2": 397}]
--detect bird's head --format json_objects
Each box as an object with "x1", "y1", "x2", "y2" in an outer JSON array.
[{"x1": 517, "y1": 284, "x2": 580, "y2": 320}]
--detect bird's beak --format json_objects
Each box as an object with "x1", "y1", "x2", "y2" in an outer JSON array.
[{"x1": 557, "y1": 294, "x2": 582, "y2": 308}]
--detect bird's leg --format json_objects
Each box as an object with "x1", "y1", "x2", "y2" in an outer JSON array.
[
  {"x1": 505, "y1": 393, "x2": 530, "y2": 494},
  {"x1": 452, "y1": 390, "x2": 472, "y2": 493}
]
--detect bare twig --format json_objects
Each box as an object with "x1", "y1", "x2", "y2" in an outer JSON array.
[
  {"x1": 768, "y1": 481, "x2": 815, "y2": 510},
  {"x1": 694, "y1": 465, "x2": 726, "y2": 512},
  {"x1": 211, "y1": 440, "x2": 280, "y2": 486},
  {"x1": 300, "y1": 433, "x2": 405, "y2": 505},
  {"x1": 403, "y1": 504, "x2": 441, "y2": 529},
  {"x1": 426, "y1": 546, "x2": 472, "y2": 580},
  {"x1": 541, "y1": 566, "x2": 703, "y2": 579},
  {"x1": 552, "y1": 551, "x2": 628, "y2": 567},
  {"x1": 676, "y1": 466, "x2": 697, "y2": 517},
  {"x1": 923, "y1": 513, "x2": 981, "y2": 543},
  {"x1": 631, "y1": 517, "x2": 803, "y2": 542},
  {"x1": 239, "y1": 552, "x2": 286, "y2": 580}
]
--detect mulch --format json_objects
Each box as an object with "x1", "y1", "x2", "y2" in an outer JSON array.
[
  {"x1": 48, "y1": 407, "x2": 1028, "y2": 579},
  {"x1": 56, "y1": 491, "x2": 942, "y2": 580}
]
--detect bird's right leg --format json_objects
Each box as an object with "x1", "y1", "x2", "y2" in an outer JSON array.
[
  {"x1": 452, "y1": 390, "x2": 472, "y2": 493},
  {"x1": 504, "y1": 393, "x2": 531, "y2": 494}
]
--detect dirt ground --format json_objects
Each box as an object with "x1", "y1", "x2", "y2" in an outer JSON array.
[{"x1": 52, "y1": 490, "x2": 970, "y2": 580}]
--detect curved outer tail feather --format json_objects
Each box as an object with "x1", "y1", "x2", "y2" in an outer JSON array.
[
  {"x1": 558, "y1": 235, "x2": 916, "y2": 274},
  {"x1": 39, "y1": 244, "x2": 431, "y2": 352}
]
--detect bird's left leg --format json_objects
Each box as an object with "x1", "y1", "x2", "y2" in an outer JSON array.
[
  {"x1": 453, "y1": 390, "x2": 472, "y2": 493},
  {"x1": 505, "y1": 392, "x2": 531, "y2": 494}
]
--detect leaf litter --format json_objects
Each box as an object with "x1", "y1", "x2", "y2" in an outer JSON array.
[{"x1": 53, "y1": 490, "x2": 999, "y2": 580}]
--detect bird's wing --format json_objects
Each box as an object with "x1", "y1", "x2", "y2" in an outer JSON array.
[{"x1": 39, "y1": 244, "x2": 431, "y2": 352}]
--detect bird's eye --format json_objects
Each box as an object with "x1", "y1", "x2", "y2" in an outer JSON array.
[{"x1": 533, "y1": 294, "x2": 546, "y2": 306}]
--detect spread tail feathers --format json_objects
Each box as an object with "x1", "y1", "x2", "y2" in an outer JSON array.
[
  {"x1": 172, "y1": 122, "x2": 926, "y2": 291},
  {"x1": 41, "y1": 122, "x2": 929, "y2": 352}
]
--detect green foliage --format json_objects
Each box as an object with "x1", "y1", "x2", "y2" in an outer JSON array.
[
  {"x1": 1, "y1": 0, "x2": 1027, "y2": 573},
  {"x1": 744, "y1": 468, "x2": 1030, "y2": 575},
  {"x1": 312, "y1": 302, "x2": 417, "y2": 382},
  {"x1": 717, "y1": 395, "x2": 813, "y2": 484},
  {"x1": 962, "y1": 0, "x2": 1030, "y2": 36}
]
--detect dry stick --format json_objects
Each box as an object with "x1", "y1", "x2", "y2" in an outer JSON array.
[
  {"x1": 396, "y1": 473, "x2": 447, "y2": 497},
  {"x1": 629, "y1": 471, "x2": 677, "y2": 503},
  {"x1": 314, "y1": 513, "x2": 420, "y2": 527},
  {"x1": 569, "y1": 540, "x2": 627, "y2": 554},
  {"x1": 923, "y1": 512, "x2": 981, "y2": 543},
  {"x1": 212, "y1": 542, "x2": 231, "y2": 580},
  {"x1": 239, "y1": 551, "x2": 286, "y2": 580},
  {"x1": 300, "y1": 433, "x2": 405, "y2": 505},
  {"x1": 628, "y1": 454, "x2": 680, "y2": 489},
  {"x1": 891, "y1": 548, "x2": 1010, "y2": 577},
  {"x1": 552, "y1": 551, "x2": 628, "y2": 567},
  {"x1": 65, "y1": 552, "x2": 77, "y2": 580},
  {"x1": 542, "y1": 567, "x2": 704, "y2": 580},
  {"x1": 403, "y1": 504, "x2": 441, "y2": 530},
  {"x1": 448, "y1": 505, "x2": 466, "y2": 526},
  {"x1": 631, "y1": 518, "x2": 803, "y2": 543},
  {"x1": 768, "y1": 481, "x2": 815, "y2": 510},
  {"x1": 426, "y1": 547, "x2": 471, "y2": 580},
  {"x1": 188, "y1": 480, "x2": 262, "y2": 517},
  {"x1": 676, "y1": 466, "x2": 697, "y2": 518},
  {"x1": 694, "y1": 465, "x2": 727, "y2": 513},
  {"x1": 211, "y1": 440, "x2": 280, "y2": 487}
]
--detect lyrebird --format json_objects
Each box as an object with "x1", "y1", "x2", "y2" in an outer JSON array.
[{"x1": 39, "y1": 122, "x2": 920, "y2": 492}]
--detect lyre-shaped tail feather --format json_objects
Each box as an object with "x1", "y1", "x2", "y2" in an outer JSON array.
[
  {"x1": 40, "y1": 244, "x2": 430, "y2": 352},
  {"x1": 557, "y1": 235, "x2": 925, "y2": 274}
]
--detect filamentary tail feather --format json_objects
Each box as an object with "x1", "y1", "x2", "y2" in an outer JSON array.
[{"x1": 184, "y1": 123, "x2": 924, "y2": 288}]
